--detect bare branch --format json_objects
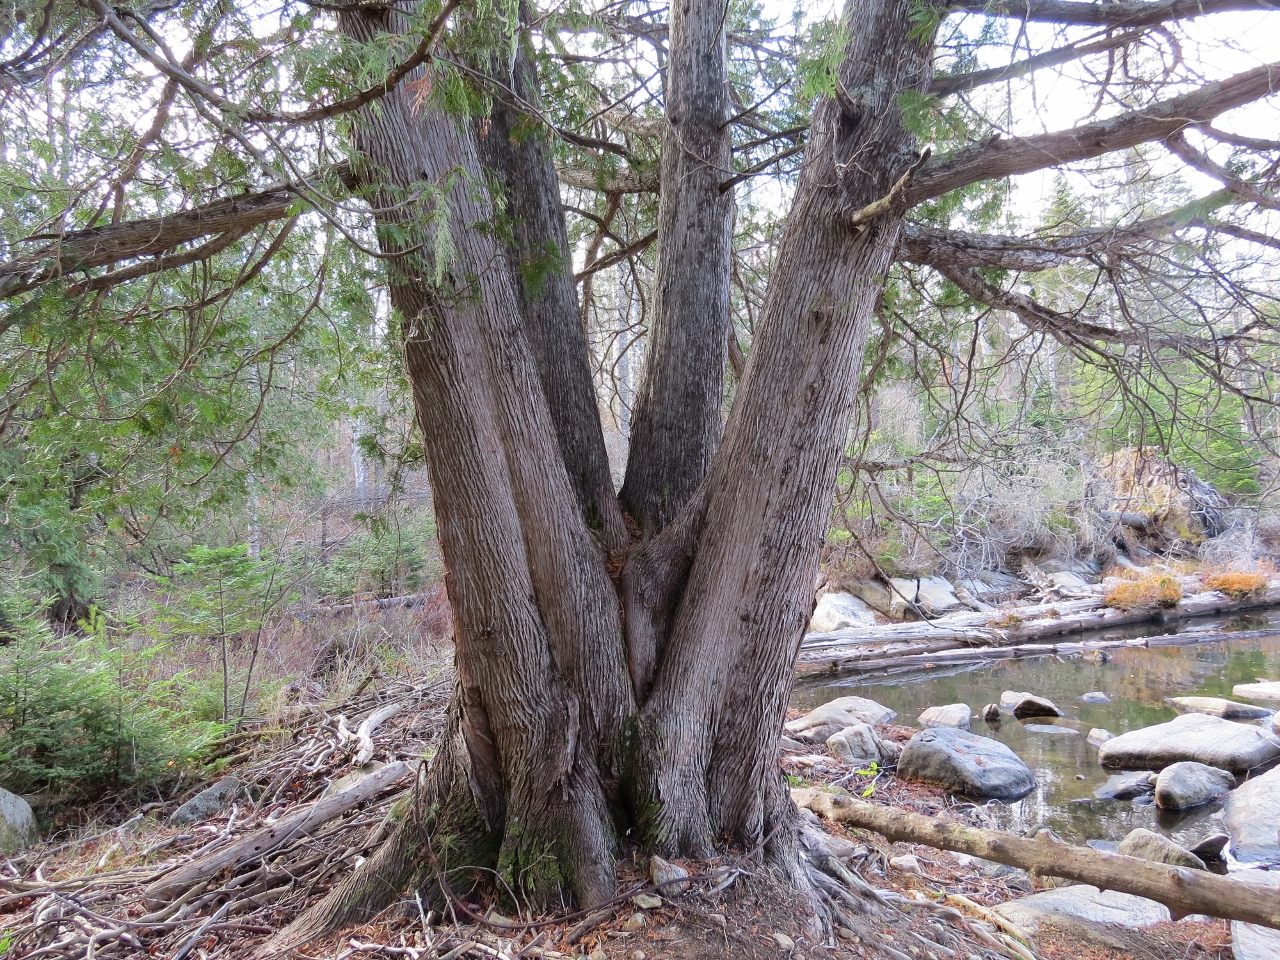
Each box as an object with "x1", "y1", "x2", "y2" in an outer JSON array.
[
  {"x1": 948, "y1": 0, "x2": 1280, "y2": 28},
  {"x1": 929, "y1": 30, "x2": 1145, "y2": 96},
  {"x1": 1164, "y1": 131, "x2": 1280, "y2": 210}
]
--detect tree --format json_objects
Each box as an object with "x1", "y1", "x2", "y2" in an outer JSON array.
[{"x1": 1, "y1": 0, "x2": 1278, "y2": 943}]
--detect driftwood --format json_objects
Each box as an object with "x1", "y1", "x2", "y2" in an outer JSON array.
[
  {"x1": 146, "y1": 760, "x2": 416, "y2": 903},
  {"x1": 793, "y1": 787, "x2": 1280, "y2": 930},
  {"x1": 797, "y1": 581, "x2": 1280, "y2": 675}
]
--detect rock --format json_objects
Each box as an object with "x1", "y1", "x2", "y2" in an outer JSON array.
[
  {"x1": 0, "y1": 787, "x2": 38, "y2": 854},
  {"x1": 889, "y1": 854, "x2": 920, "y2": 873},
  {"x1": 649, "y1": 855, "x2": 689, "y2": 895},
  {"x1": 1098, "y1": 447, "x2": 1226, "y2": 546},
  {"x1": 784, "y1": 696, "x2": 896, "y2": 734},
  {"x1": 1117, "y1": 828, "x2": 1206, "y2": 870},
  {"x1": 1094, "y1": 772, "x2": 1155, "y2": 801},
  {"x1": 1165, "y1": 696, "x2": 1272, "y2": 720},
  {"x1": 981, "y1": 703, "x2": 1001, "y2": 723},
  {"x1": 845, "y1": 580, "x2": 898, "y2": 618},
  {"x1": 622, "y1": 912, "x2": 646, "y2": 932},
  {"x1": 1187, "y1": 833, "x2": 1229, "y2": 860},
  {"x1": 170, "y1": 777, "x2": 244, "y2": 825},
  {"x1": 321, "y1": 761, "x2": 386, "y2": 799},
  {"x1": 826, "y1": 723, "x2": 885, "y2": 766},
  {"x1": 1233, "y1": 681, "x2": 1280, "y2": 703},
  {"x1": 809, "y1": 592, "x2": 878, "y2": 633},
  {"x1": 1079, "y1": 691, "x2": 1111, "y2": 704},
  {"x1": 1000, "y1": 691, "x2": 1064, "y2": 719},
  {"x1": 771, "y1": 932, "x2": 795, "y2": 951},
  {"x1": 631, "y1": 893, "x2": 662, "y2": 909},
  {"x1": 898, "y1": 727, "x2": 1036, "y2": 800},
  {"x1": 958, "y1": 572, "x2": 1027, "y2": 604},
  {"x1": 779, "y1": 736, "x2": 808, "y2": 754},
  {"x1": 1153, "y1": 761, "x2": 1235, "y2": 810},
  {"x1": 877, "y1": 739, "x2": 902, "y2": 764},
  {"x1": 1087, "y1": 728, "x2": 1114, "y2": 747},
  {"x1": 1023, "y1": 723, "x2": 1078, "y2": 735},
  {"x1": 994, "y1": 886, "x2": 1171, "y2": 953},
  {"x1": 1224, "y1": 765, "x2": 1280, "y2": 863},
  {"x1": 1049, "y1": 571, "x2": 1094, "y2": 594},
  {"x1": 908, "y1": 576, "x2": 964, "y2": 617},
  {"x1": 918, "y1": 703, "x2": 971, "y2": 730},
  {"x1": 1096, "y1": 713, "x2": 1280, "y2": 773},
  {"x1": 1231, "y1": 871, "x2": 1280, "y2": 960}
]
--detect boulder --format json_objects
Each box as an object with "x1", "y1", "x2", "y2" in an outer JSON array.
[
  {"x1": 958, "y1": 572, "x2": 1026, "y2": 604},
  {"x1": 1094, "y1": 772, "x2": 1155, "y2": 801},
  {"x1": 1096, "y1": 713, "x2": 1280, "y2": 773},
  {"x1": 994, "y1": 886, "x2": 1171, "y2": 953},
  {"x1": 1116, "y1": 828, "x2": 1206, "y2": 870},
  {"x1": 1097, "y1": 447, "x2": 1226, "y2": 546},
  {"x1": 1000, "y1": 691, "x2": 1064, "y2": 719},
  {"x1": 808, "y1": 592, "x2": 877, "y2": 633},
  {"x1": 784, "y1": 696, "x2": 896, "y2": 734},
  {"x1": 1231, "y1": 871, "x2": 1280, "y2": 960},
  {"x1": 918, "y1": 703, "x2": 971, "y2": 730},
  {"x1": 1087, "y1": 728, "x2": 1114, "y2": 748},
  {"x1": 1153, "y1": 761, "x2": 1235, "y2": 810},
  {"x1": 1233, "y1": 681, "x2": 1280, "y2": 703},
  {"x1": 1079, "y1": 692, "x2": 1111, "y2": 704},
  {"x1": 826, "y1": 723, "x2": 885, "y2": 766},
  {"x1": 1224, "y1": 766, "x2": 1280, "y2": 864},
  {"x1": 980, "y1": 703, "x2": 1001, "y2": 723},
  {"x1": 0, "y1": 787, "x2": 38, "y2": 854},
  {"x1": 898, "y1": 727, "x2": 1036, "y2": 800},
  {"x1": 1187, "y1": 833, "x2": 1229, "y2": 860},
  {"x1": 1165, "y1": 696, "x2": 1271, "y2": 720},
  {"x1": 845, "y1": 580, "x2": 898, "y2": 618},
  {"x1": 171, "y1": 777, "x2": 244, "y2": 825}
]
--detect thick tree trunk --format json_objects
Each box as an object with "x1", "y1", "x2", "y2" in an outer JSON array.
[{"x1": 618, "y1": 0, "x2": 735, "y2": 533}]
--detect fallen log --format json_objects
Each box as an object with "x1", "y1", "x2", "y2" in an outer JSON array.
[
  {"x1": 146, "y1": 759, "x2": 416, "y2": 903},
  {"x1": 792, "y1": 787, "x2": 1280, "y2": 931}
]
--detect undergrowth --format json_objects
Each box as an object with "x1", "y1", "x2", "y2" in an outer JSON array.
[
  {"x1": 1202, "y1": 571, "x2": 1269, "y2": 600},
  {"x1": 1103, "y1": 573, "x2": 1184, "y2": 611}
]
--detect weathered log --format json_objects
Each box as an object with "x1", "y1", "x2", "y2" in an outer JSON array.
[
  {"x1": 792, "y1": 788, "x2": 1280, "y2": 930},
  {"x1": 146, "y1": 760, "x2": 415, "y2": 903}
]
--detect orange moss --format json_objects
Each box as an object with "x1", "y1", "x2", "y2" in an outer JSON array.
[
  {"x1": 1105, "y1": 573, "x2": 1183, "y2": 611},
  {"x1": 1203, "y1": 571, "x2": 1269, "y2": 600}
]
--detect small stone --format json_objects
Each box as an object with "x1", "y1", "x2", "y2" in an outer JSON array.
[
  {"x1": 622, "y1": 912, "x2": 647, "y2": 932},
  {"x1": 589, "y1": 949, "x2": 607, "y2": 960},
  {"x1": 649, "y1": 854, "x2": 690, "y2": 895},
  {"x1": 981, "y1": 703, "x2": 1001, "y2": 723},
  {"x1": 1188, "y1": 833, "x2": 1230, "y2": 860},
  {"x1": 918, "y1": 704, "x2": 972, "y2": 730},
  {"x1": 772, "y1": 932, "x2": 795, "y2": 950},
  {"x1": 1023, "y1": 724, "x2": 1078, "y2": 735},
  {"x1": 631, "y1": 893, "x2": 663, "y2": 909},
  {"x1": 889, "y1": 854, "x2": 920, "y2": 873},
  {"x1": 170, "y1": 777, "x2": 243, "y2": 825},
  {"x1": 1087, "y1": 728, "x2": 1114, "y2": 748},
  {"x1": 1095, "y1": 772, "x2": 1154, "y2": 801},
  {"x1": 628, "y1": 951, "x2": 647, "y2": 960},
  {"x1": 1000, "y1": 691, "x2": 1064, "y2": 719},
  {"x1": 708, "y1": 914, "x2": 726, "y2": 927},
  {"x1": 1079, "y1": 692, "x2": 1111, "y2": 704},
  {"x1": 836, "y1": 927, "x2": 859, "y2": 940},
  {"x1": 826, "y1": 722, "x2": 886, "y2": 765}
]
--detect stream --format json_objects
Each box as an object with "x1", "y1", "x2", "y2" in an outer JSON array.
[{"x1": 795, "y1": 609, "x2": 1280, "y2": 855}]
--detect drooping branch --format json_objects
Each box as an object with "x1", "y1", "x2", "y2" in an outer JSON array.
[
  {"x1": 909, "y1": 61, "x2": 1280, "y2": 204},
  {"x1": 948, "y1": 0, "x2": 1280, "y2": 28},
  {"x1": 1164, "y1": 131, "x2": 1280, "y2": 211}
]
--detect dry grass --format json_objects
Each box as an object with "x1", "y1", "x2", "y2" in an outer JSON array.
[
  {"x1": 1203, "y1": 571, "x2": 1269, "y2": 599},
  {"x1": 1104, "y1": 572, "x2": 1183, "y2": 611}
]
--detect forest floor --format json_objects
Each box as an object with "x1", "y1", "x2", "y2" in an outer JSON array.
[{"x1": 0, "y1": 674, "x2": 1234, "y2": 960}]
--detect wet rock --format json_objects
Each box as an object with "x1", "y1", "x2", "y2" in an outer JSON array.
[
  {"x1": 1079, "y1": 691, "x2": 1111, "y2": 704},
  {"x1": 1187, "y1": 833, "x2": 1229, "y2": 860},
  {"x1": 1117, "y1": 828, "x2": 1206, "y2": 870},
  {"x1": 1224, "y1": 765, "x2": 1280, "y2": 863},
  {"x1": 1094, "y1": 772, "x2": 1155, "y2": 801},
  {"x1": 898, "y1": 727, "x2": 1035, "y2": 800},
  {"x1": 1096, "y1": 713, "x2": 1280, "y2": 773},
  {"x1": 1231, "y1": 871, "x2": 1280, "y2": 960},
  {"x1": 1164, "y1": 696, "x2": 1272, "y2": 720},
  {"x1": 981, "y1": 703, "x2": 1001, "y2": 723},
  {"x1": 994, "y1": 886, "x2": 1171, "y2": 953},
  {"x1": 1023, "y1": 723, "x2": 1078, "y2": 735},
  {"x1": 784, "y1": 697, "x2": 896, "y2": 735},
  {"x1": 1153, "y1": 761, "x2": 1234, "y2": 810},
  {"x1": 1000, "y1": 691, "x2": 1064, "y2": 719},
  {"x1": 1087, "y1": 728, "x2": 1114, "y2": 747},
  {"x1": 826, "y1": 723, "x2": 885, "y2": 766},
  {"x1": 1233, "y1": 680, "x2": 1280, "y2": 703},
  {"x1": 809, "y1": 592, "x2": 878, "y2": 633},
  {"x1": 0, "y1": 787, "x2": 38, "y2": 854},
  {"x1": 171, "y1": 777, "x2": 244, "y2": 825},
  {"x1": 918, "y1": 703, "x2": 971, "y2": 730}
]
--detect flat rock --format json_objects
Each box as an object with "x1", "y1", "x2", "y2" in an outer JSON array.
[
  {"x1": 826, "y1": 723, "x2": 885, "y2": 766},
  {"x1": 1117, "y1": 828, "x2": 1206, "y2": 870},
  {"x1": 994, "y1": 886, "x2": 1171, "y2": 953},
  {"x1": 918, "y1": 703, "x2": 971, "y2": 730},
  {"x1": 171, "y1": 777, "x2": 243, "y2": 825},
  {"x1": 1000, "y1": 691, "x2": 1064, "y2": 719},
  {"x1": 1023, "y1": 723, "x2": 1078, "y2": 735},
  {"x1": 1087, "y1": 728, "x2": 1115, "y2": 747},
  {"x1": 0, "y1": 787, "x2": 38, "y2": 854},
  {"x1": 1095, "y1": 772, "x2": 1155, "y2": 801},
  {"x1": 809, "y1": 592, "x2": 877, "y2": 633},
  {"x1": 1154, "y1": 761, "x2": 1235, "y2": 810},
  {"x1": 785, "y1": 696, "x2": 896, "y2": 734},
  {"x1": 1231, "y1": 871, "x2": 1280, "y2": 960},
  {"x1": 1233, "y1": 681, "x2": 1280, "y2": 703},
  {"x1": 1224, "y1": 766, "x2": 1280, "y2": 864},
  {"x1": 898, "y1": 727, "x2": 1035, "y2": 800},
  {"x1": 1079, "y1": 692, "x2": 1111, "y2": 704},
  {"x1": 1096, "y1": 713, "x2": 1280, "y2": 773},
  {"x1": 1188, "y1": 833, "x2": 1229, "y2": 860},
  {"x1": 1165, "y1": 696, "x2": 1272, "y2": 720}
]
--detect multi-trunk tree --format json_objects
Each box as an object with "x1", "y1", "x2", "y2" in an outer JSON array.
[{"x1": 2, "y1": 0, "x2": 1278, "y2": 943}]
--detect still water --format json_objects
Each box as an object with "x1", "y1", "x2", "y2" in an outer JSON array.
[{"x1": 795, "y1": 610, "x2": 1280, "y2": 853}]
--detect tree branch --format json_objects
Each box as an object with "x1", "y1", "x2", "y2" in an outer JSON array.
[
  {"x1": 948, "y1": 0, "x2": 1280, "y2": 28},
  {"x1": 1164, "y1": 131, "x2": 1280, "y2": 210},
  {"x1": 929, "y1": 29, "x2": 1145, "y2": 96}
]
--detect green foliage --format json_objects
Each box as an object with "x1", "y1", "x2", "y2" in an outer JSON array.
[
  {"x1": 0, "y1": 604, "x2": 220, "y2": 797},
  {"x1": 310, "y1": 511, "x2": 437, "y2": 600}
]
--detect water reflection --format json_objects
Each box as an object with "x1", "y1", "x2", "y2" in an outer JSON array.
[{"x1": 795, "y1": 611, "x2": 1280, "y2": 850}]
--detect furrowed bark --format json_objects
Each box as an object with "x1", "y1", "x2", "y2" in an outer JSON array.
[
  {"x1": 619, "y1": 0, "x2": 735, "y2": 533},
  {"x1": 632, "y1": 0, "x2": 935, "y2": 858},
  {"x1": 474, "y1": 9, "x2": 626, "y2": 547}
]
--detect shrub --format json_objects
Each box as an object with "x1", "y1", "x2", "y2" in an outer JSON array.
[
  {"x1": 1104, "y1": 573, "x2": 1183, "y2": 611},
  {"x1": 1203, "y1": 571, "x2": 1269, "y2": 600}
]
